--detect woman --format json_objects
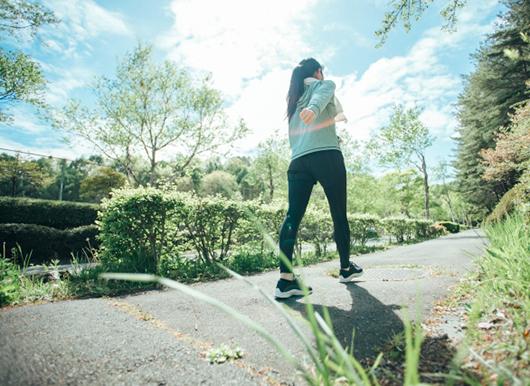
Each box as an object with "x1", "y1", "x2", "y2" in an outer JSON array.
[{"x1": 275, "y1": 58, "x2": 363, "y2": 299}]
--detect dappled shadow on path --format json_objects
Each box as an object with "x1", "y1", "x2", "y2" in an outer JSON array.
[
  {"x1": 280, "y1": 283, "x2": 404, "y2": 359},
  {"x1": 279, "y1": 285, "x2": 470, "y2": 384}
]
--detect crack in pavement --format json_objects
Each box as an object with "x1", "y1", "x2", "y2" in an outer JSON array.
[{"x1": 108, "y1": 299, "x2": 286, "y2": 386}]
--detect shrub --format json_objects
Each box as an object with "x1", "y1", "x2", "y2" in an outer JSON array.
[
  {"x1": 298, "y1": 208, "x2": 333, "y2": 257},
  {"x1": 429, "y1": 223, "x2": 448, "y2": 238},
  {"x1": 228, "y1": 247, "x2": 276, "y2": 275},
  {"x1": 97, "y1": 187, "x2": 188, "y2": 273},
  {"x1": 234, "y1": 201, "x2": 286, "y2": 250},
  {"x1": 0, "y1": 257, "x2": 21, "y2": 306},
  {"x1": 486, "y1": 182, "x2": 528, "y2": 223},
  {"x1": 0, "y1": 223, "x2": 99, "y2": 264},
  {"x1": 437, "y1": 221, "x2": 460, "y2": 233},
  {"x1": 412, "y1": 219, "x2": 432, "y2": 239},
  {"x1": 182, "y1": 194, "x2": 245, "y2": 262},
  {"x1": 159, "y1": 255, "x2": 228, "y2": 283},
  {"x1": 348, "y1": 213, "x2": 381, "y2": 247},
  {"x1": 382, "y1": 217, "x2": 414, "y2": 243},
  {"x1": 0, "y1": 196, "x2": 98, "y2": 229}
]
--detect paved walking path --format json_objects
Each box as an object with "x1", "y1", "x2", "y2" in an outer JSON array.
[{"x1": 0, "y1": 229, "x2": 486, "y2": 385}]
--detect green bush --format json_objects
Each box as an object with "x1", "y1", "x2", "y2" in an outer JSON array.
[
  {"x1": 437, "y1": 221, "x2": 460, "y2": 233},
  {"x1": 0, "y1": 196, "x2": 98, "y2": 229},
  {"x1": 382, "y1": 217, "x2": 439, "y2": 242},
  {"x1": 234, "y1": 201, "x2": 286, "y2": 251},
  {"x1": 97, "y1": 187, "x2": 188, "y2": 273},
  {"x1": 182, "y1": 194, "x2": 246, "y2": 262},
  {"x1": 0, "y1": 223, "x2": 99, "y2": 264},
  {"x1": 412, "y1": 219, "x2": 432, "y2": 239},
  {"x1": 298, "y1": 208, "x2": 333, "y2": 257},
  {"x1": 382, "y1": 217, "x2": 414, "y2": 243},
  {"x1": 0, "y1": 257, "x2": 21, "y2": 306},
  {"x1": 228, "y1": 247, "x2": 277, "y2": 275},
  {"x1": 486, "y1": 182, "x2": 528, "y2": 223},
  {"x1": 159, "y1": 255, "x2": 228, "y2": 283},
  {"x1": 348, "y1": 213, "x2": 381, "y2": 247}
]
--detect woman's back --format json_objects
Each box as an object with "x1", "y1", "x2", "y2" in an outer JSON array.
[{"x1": 288, "y1": 79, "x2": 341, "y2": 161}]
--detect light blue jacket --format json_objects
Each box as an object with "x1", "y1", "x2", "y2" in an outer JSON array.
[{"x1": 288, "y1": 79, "x2": 341, "y2": 160}]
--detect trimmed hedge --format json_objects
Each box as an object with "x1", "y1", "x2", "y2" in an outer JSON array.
[
  {"x1": 348, "y1": 213, "x2": 380, "y2": 247},
  {"x1": 97, "y1": 187, "x2": 188, "y2": 273},
  {"x1": 96, "y1": 187, "x2": 452, "y2": 274},
  {"x1": 436, "y1": 221, "x2": 460, "y2": 233},
  {"x1": 0, "y1": 223, "x2": 99, "y2": 264},
  {"x1": 0, "y1": 197, "x2": 99, "y2": 229}
]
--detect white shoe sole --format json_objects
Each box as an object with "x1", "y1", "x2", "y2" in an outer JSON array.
[
  {"x1": 274, "y1": 288, "x2": 312, "y2": 299},
  {"x1": 339, "y1": 271, "x2": 363, "y2": 283}
]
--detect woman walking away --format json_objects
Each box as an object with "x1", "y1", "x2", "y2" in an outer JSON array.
[{"x1": 275, "y1": 58, "x2": 363, "y2": 299}]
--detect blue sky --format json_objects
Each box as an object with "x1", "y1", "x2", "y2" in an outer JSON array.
[{"x1": 0, "y1": 0, "x2": 504, "y2": 170}]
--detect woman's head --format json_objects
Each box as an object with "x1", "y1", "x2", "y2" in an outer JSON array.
[{"x1": 286, "y1": 58, "x2": 323, "y2": 121}]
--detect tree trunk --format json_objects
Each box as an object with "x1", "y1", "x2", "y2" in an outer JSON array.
[
  {"x1": 267, "y1": 160, "x2": 274, "y2": 201},
  {"x1": 149, "y1": 149, "x2": 156, "y2": 186},
  {"x1": 421, "y1": 155, "x2": 430, "y2": 219}
]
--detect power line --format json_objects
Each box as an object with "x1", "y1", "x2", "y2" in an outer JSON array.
[
  {"x1": 0, "y1": 146, "x2": 70, "y2": 161},
  {"x1": 0, "y1": 146, "x2": 100, "y2": 164}
]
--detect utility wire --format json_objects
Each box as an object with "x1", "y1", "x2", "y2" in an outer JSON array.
[{"x1": 0, "y1": 146, "x2": 100, "y2": 165}]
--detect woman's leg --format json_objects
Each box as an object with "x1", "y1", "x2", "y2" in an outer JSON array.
[
  {"x1": 278, "y1": 171, "x2": 314, "y2": 274},
  {"x1": 314, "y1": 151, "x2": 351, "y2": 269}
]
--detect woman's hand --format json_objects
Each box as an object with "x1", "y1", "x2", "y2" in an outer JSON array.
[{"x1": 299, "y1": 108, "x2": 316, "y2": 125}]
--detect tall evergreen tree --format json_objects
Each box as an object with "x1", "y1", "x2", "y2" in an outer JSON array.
[{"x1": 455, "y1": 0, "x2": 529, "y2": 217}]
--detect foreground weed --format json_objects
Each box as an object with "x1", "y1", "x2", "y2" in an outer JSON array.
[{"x1": 207, "y1": 344, "x2": 244, "y2": 364}]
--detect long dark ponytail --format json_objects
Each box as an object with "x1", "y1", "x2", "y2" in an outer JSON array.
[{"x1": 286, "y1": 58, "x2": 322, "y2": 122}]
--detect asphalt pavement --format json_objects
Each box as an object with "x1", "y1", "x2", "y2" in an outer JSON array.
[{"x1": 0, "y1": 229, "x2": 487, "y2": 385}]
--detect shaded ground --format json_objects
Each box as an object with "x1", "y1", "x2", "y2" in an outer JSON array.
[{"x1": 0, "y1": 229, "x2": 486, "y2": 385}]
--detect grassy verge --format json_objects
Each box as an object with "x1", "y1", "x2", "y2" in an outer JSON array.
[
  {"x1": 466, "y1": 213, "x2": 529, "y2": 383},
  {"x1": 438, "y1": 213, "x2": 529, "y2": 384},
  {"x1": 0, "y1": 235, "x2": 426, "y2": 308}
]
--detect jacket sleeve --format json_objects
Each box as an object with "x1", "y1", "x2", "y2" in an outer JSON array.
[{"x1": 307, "y1": 80, "x2": 336, "y2": 117}]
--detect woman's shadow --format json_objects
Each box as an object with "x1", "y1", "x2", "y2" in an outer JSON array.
[{"x1": 279, "y1": 282, "x2": 405, "y2": 360}]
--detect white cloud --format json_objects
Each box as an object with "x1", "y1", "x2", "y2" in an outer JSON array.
[
  {"x1": 159, "y1": 0, "x2": 318, "y2": 97},
  {"x1": 332, "y1": 3, "x2": 499, "y2": 145},
  {"x1": 41, "y1": 0, "x2": 131, "y2": 58},
  {"x1": 225, "y1": 68, "x2": 292, "y2": 154},
  {"x1": 6, "y1": 108, "x2": 48, "y2": 134},
  {"x1": 45, "y1": 66, "x2": 94, "y2": 106}
]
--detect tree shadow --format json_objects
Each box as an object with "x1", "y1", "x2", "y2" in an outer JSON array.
[{"x1": 280, "y1": 283, "x2": 405, "y2": 359}]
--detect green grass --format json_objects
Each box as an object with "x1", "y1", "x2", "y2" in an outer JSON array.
[
  {"x1": 446, "y1": 213, "x2": 529, "y2": 384},
  {"x1": 466, "y1": 213, "x2": 529, "y2": 383}
]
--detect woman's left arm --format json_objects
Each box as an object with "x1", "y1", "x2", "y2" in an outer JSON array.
[{"x1": 306, "y1": 80, "x2": 336, "y2": 117}]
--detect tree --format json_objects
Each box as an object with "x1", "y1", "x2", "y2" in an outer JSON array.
[
  {"x1": 0, "y1": 0, "x2": 58, "y2": 121},
  {"x1": 455, "y1": 0, "x2": 530, "y2": 216},
  {"x1": 380, "y1": 170, "x2": 424, "y2": 218},
  {"x1": 79, "y1": 167, "x2": 127, "y2": 203},
  {"x1": 369, "y1": 104, "x2": 434, "y2": 218},
  {"x1": 432, "y1": 160, "x2": 458, "y2": 222},
  {"x1": 480, "y1": 99, "x2": 530, "y2": 183},
  {"x1": 376, "y1": 0, "x2": 468, "y2": 47},
  {"x1": 250, "y1": 133, "x2": 290, "y2": 202},
  {"x1": 56, "y1": 44, "x2": 248, "y2": 186},
  {"x1": 200, "y1": 170, "x2": 239, "y2": 199},
  {"x1": 0, "y1": 154, "x2": 51, "y2": 196}
]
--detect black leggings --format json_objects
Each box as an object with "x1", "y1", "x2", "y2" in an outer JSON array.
[{"x1": 278, "y1": 149, "x2": 350, "y2": 273}]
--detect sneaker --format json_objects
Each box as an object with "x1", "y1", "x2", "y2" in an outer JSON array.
[
  {"x1": 274, "y1": 278, "x2": 313, "y2": 299},
  {"x1": 339, "y1": 262, "x2": 363, "y2": 283}
]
